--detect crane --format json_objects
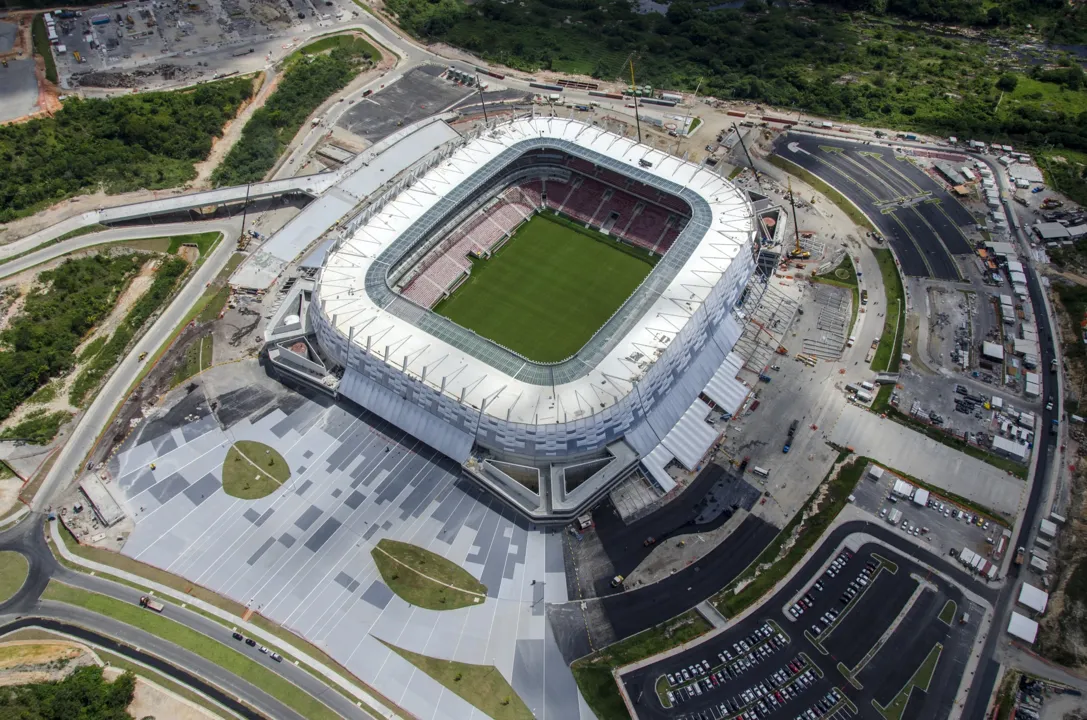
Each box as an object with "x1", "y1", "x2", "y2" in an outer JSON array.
[{"x1": 786, "y1": 178, "x2": 810, "y2": 259}]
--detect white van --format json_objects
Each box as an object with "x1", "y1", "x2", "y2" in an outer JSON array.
[{"x1": 751, "y1": 466, "x2": 770, "y2": 478}]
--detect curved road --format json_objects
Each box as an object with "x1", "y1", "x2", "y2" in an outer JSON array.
[
  {"x1": 0, "y1": 514, "x2": 375, "y2": 720},
  {"x1": 11, "y1": 220, "x2": 243, "y2": 511}
]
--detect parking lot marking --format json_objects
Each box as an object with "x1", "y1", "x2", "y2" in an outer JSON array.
[
  {"x1": 806, "y1": 555, "x2": 899, "y2": 654},
  {"x1": 837, "y1": 661, "x2": 862, "y2": 689},
  {"x1": 839, "y1": 580, "x2": 930, "y2": 689},
  {"x1": 911, "y1": 202, "x2": 963, "y2": 281},
  {"x1": 938, "y1": 599, "x2": 958, "y2": 625},
  {"x1": 871, "y1": 641, "x2": 944, "y2": 720}
]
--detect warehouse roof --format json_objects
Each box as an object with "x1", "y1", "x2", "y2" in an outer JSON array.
[
  {"x1": 1008, "y1": 612, "x2": 1039, "y2": 643},
  {"x1": 1034, "y1": 222, "x2": 1071, "y2": 241},
  {"x1": 1018, "y1": 583, "x2": 1049, "y2": 614}
]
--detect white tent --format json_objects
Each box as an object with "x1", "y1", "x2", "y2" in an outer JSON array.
[
  {"x1": 642, "y1": 444, "x2": 677, "y2": 494},
  {"x1": 1018, "y1": 583, "x2": 1049, "y2": 614},
  {"x1": 660, "y1": 400, "x2": 719, "y2": 471},
  {"x1": 892, "y1": 479, "x2": 914, "y2": 498},
  {"x1": 702, "y1": 352, "x2": 749, "y2": 416},
  {"x1": 1008, "y1": 612, "x2": 1039, "y2": 644}
]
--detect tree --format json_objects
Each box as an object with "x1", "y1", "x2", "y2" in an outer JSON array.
[{"x1": 996, "y1": 73, "x2": 1018, "y2": 92}]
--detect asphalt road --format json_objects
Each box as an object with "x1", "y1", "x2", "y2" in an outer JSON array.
[
  {"x1": 958, "y1": 154, "x2": 1060, "y2": 720},
  {"x1": 0, "y1": 616, "x2": 265, "y2": 720},
  {"x1": 774, "y1": 134, "x2": 967, "y2": 281},
  {"x1": 0, "y1": 514, "x2": 375, "y2": 720},
  {"x1": 29, "y1": 220, "x2": 242, "y2": 511}
]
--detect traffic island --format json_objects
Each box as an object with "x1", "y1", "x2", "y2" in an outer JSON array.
[
  {"x1": 370, "y1": 539, "x2": 486, "y2": 610},
  {"x1": 0, "y1": 551, "x2": 28, "y2": 603},
  {"x1": 221, "y1": 441, "x2": 290, "y2": 499}
]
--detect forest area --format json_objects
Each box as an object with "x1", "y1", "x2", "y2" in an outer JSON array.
[
  {"x1": 383, "y1": 0, "x2": 1087, "y2": 151},
  {"x1": 212, "y1": 38, "x2": 376, "y2": 186},
  {"x1": 0, "y1": 666, "x2": 136, "y2": 720},
  {"x1": 0, "y1": 77, "x2": 252, "y2": 224}
]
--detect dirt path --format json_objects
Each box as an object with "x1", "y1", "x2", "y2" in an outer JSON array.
[
  {"x1": 190, "y1": 72, "x2": 275, "y2": 188},
  {"x1": 75, "y1": 257, "x2": 159, "y2": 357}
]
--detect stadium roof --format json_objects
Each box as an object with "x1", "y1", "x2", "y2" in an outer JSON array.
[{"x1": 318, "y1": 117, "x2": 754, "y2": 426}]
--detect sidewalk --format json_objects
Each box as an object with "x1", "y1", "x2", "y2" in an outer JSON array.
[{"x1": 48, "y1": 518, "x2": 395, "y2": 719}]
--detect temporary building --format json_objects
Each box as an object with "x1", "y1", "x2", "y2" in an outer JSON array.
[
  {"x1": 982, "y1": 342, "x2": 1005, "y2": 362},
  {"x1": 1008, "y1": 612, "x2": 1039, "y2": 644},
  {"x1": 868, "y1": 466, "x2": 885, "y2": 480},
  {"x1": 912, "y1": 488, "x2": 930, "y2": 506},
  {"x1": 892, "y1": 479, "x2": 914, "y2": 498},
  {"x1": 1039, "y1": 519, "x2": 1058, "y2": 538}
]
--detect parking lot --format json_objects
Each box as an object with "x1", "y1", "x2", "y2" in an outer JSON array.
[
  {"x1": 851, "y1": 461, "x2": 1008, "y2": 567},
  {"x1": 338, "y1": 65, "x2": 472, "y2": 144},
  {"x1": 0, "y1": 56, "x2": 39, "y2": 123},
  {"x1": 622, "y1": 542, "x2": 980, "y2": 720},
  {"x1": 773, "y1": 134, "x2": 976, "y2": 280}
]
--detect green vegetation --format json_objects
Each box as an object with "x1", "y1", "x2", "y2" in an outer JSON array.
[
  {"x1": 41, "y1": 581, "x2": 342, "y2": 720},
  {"x1": 30, "y1": 14, "x2": 57, "y2": 84},
  {"x1": 769, "y1": 156, "x2": 875, "y2": 232},
  {"x1": 572, "y1": 610, "x2": 712, "y2": 720},
  {"x1": 295, "y1": 32, "x2": 379, "y2": 60},
  {"x1": 713, "y1": 454, "x2": 862, "y2": 617},
  {"x1": 0, "y1": 551, "x2": 29, "y2": 603},
  {"x1": 25, "y1": 381, "x2": 59, "y2": 406},
  {"x1": 78, "y1": 337, "x2": 108, "y2": 363},
  {"x1": 813, "y1": 254, "x2": 859, "y2": 337},
  {"x1": 655, "y1": 675, "x2": 672, "y2": 707},
  {"x1": 0, "y1": 665, "x2": 134, "y2": 720},
  {"x1": 1040, "y1": 149, "x2": 1087, "y2": 218},
  {"x1": 0, "y1": 78, "x2": 252, "y2": 223},
  {"x1": 870, "y1": 248, "x2": 905, "y2": 372},
  {"x1": 0, "y1": 254, "x2": 142, "y2": 421},
  {"x1": 994, "y1": 670, "x2": 1020, "y2": 720},
  {"x1": 379, "y1": 639, "x2": 532, "y2": 720},
  {"x1": 371, "y1": 538, "x2": 486, "y2": 610},
  {"x1": 167, "y1": 231, "x2": 221, "y2": 257},
  {"x1": 69, "y1": 256, "x2": 189, "y2": 407},
  {"x1": 434, "y1": 212, "x2": 655, "y2": 362},
  {"x1": 222, "y1": 440, "x2": 290, "y2": 499},
  {"x1": 172, "y1": 335, "x2": 214, "y2": 388},
  {"x1": 197, "y1": 286, "x2": 231, "y2": 324},
  {"x1": 382, "y1": 0, "x2": 1087, "y2": 152},
  {"x1": 0, "y1": 410, "x2": 72, "y2": 445},
  {"x1": 873, "y1": 643, "x2": 942, "y2": 720},
  {"x1": 938, "y1": 599, "x2": 958, "y2": 625},
  {"x1": 212, "y1": 44, "x2": 372, "y2": 186}
]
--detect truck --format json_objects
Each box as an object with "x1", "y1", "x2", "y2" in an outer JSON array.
[
  {"x1": 783, "y1": 419, "x2": 799, "y2": 453},
  {"x1": 1051, "y1": 357, "x2": 1059, "y2": 374},
  {"x1": 887, "y1": 508, "x2": 902, "y2": 525},
  {"x1": 73, "y1": 51, "x2": 82, "y2": 63},
  {"x1": 1014, "y1": 546, "x2": 1025, "y2": 566},
  {"x1": 759, "y1": 373, "x2": 772, "y2": 383},
  {"x1": 139, "y1": 595, "x2": 164, "y2": 612}
]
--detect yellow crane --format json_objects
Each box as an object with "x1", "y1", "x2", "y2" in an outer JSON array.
[{"x1": 786, "y1": 178, "x2": 810, "y2": 259}]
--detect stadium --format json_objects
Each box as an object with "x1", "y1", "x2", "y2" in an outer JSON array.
[{"x1": 282, "y1": 116, "x2": 759, "y2": 521}]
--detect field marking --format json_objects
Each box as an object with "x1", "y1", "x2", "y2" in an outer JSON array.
[{"x1": 872, "y1": 642, "x2": 944, "y2": 720}]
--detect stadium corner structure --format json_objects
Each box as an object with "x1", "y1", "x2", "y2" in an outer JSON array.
[{"x1": 263, "y1": 116, "x2": 759, "y2": 522}]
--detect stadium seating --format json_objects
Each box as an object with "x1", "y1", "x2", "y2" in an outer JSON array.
[{"x1": 562, "y1": 177, "x2": 609, "y2": 224}]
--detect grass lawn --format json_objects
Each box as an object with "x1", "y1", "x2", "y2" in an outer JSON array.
[
  {"x1": 41, "y1": 581, "x2": 342, "y2": 720},
  {"x1": 433, "y1": 212, "x2": 655, "y2": 362},
  {"x1": 172, "y1": 335, "x2": 213, "y2": 388},
  {"x1": 379, "y1": 639, "x2": 532, "y2": 720},
  {"x1": 372, "y1": 539, "x2": 486, "y2": 611},
  {"x1": 870, "y1": 248, "x2": 905, "y2": 372},
  {"x1": 222, "y1": 441, "x2": 290, "y2": 499},
  {"x1": 167, "y1": 231, "x2": 222, "y2": 257},
  {"x1": 295, "y1": 32, "x2": 379, "y2": 61},
  {"x1": 572, "y1": 610, "x2": 712, "y2": 720},
  {"x1": 938, "y1": 599, "x2": 957, "y2": 625},
  {"x1": 713, "y1": 454, "x2": 862, "y2": 617},
  {"x1": 197, "y1": 286, "x2": 231, "y2": 324},
  {"x1": 873, "y1": 642, "x2": 942, "y2": 720},
  {"x1": 769, "y1": 156, "x2": 875, "y2": 232},
  {"x1": 655, "y1": 675, "x2": 672, "y2": 707},
  {"x1": 0, "y1": 551, "x2": 28, "y2": 603}
]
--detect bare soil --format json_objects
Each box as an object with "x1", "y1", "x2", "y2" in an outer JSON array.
[
  {"x1": 104, "y1": 666, "x2": 223, "y2": 720},
  {"x1": 0, "y1": 641, "x2": 96, "y2": 687}
]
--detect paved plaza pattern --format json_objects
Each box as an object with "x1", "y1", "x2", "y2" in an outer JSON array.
[{"x1": 111, "y1": 376, "x2": 585, "y2": 720}]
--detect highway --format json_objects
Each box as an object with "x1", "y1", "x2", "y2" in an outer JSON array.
[
  {"x1": 25, "y1": 219, "x2": 243, "y2": 510},
  {"x1": 0, "y1": 514, "x2": 376, "y2": 720}
]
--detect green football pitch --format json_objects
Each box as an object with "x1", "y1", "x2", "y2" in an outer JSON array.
[{"x1": 433, "y1": 213, "x2": 657, "y2": 362}]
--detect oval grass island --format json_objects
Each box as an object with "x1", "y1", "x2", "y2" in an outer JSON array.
[
  {"x1": 221, "y1": 441, "x2": 291, "y2": 500},
  {"x1": 371, "y1": 539, "x2": 486, "y2": 611}
]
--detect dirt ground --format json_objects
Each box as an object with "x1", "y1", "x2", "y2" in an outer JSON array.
[
  {"x1": 0, "y1": 477, "x2": 24, "y2": 520},
  {"x1": 190, "y1": 72, "x2": 270, "y2": 188},
  {"x1": 0, "y1": 641, "x2": 96, "y2": 687},
  {"x1": 104, "y1": 666, "x2": 222, "y2": 720}
]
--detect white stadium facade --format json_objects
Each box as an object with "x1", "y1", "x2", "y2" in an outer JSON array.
[{"x1": 266, "y1": 116, "x2": 761, "y2": 521}]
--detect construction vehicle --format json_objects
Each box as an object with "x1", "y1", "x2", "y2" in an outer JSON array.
[
  {"x1": 786, "y1": 178, "x2": 809, "y2": 259},
  {"x1": 1041, "y1": 197, "x2": 1063, "y2": 210},
  {"x1": 139, "y1": 595, "x2": 164, "y2": 612},
  {"x1": 138, "y1": 351, "x2": 148, "y2": 361}
]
